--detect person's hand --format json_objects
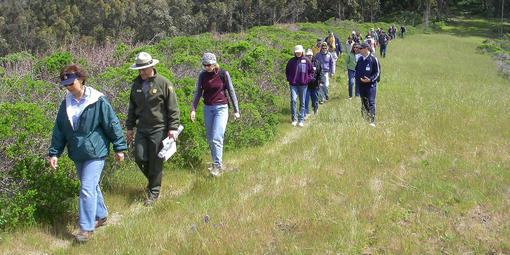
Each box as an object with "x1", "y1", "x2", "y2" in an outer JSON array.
[
  {"x1": 126, "y1": 130, "x2": 134, "y2": 144},
  {"x1": 190, "y1": 111, "x2": 196, "y2": 122},
  {"x1": 319, "y1": 83, "x2": 323, "y2": 88},
  {"x1": 168, "y1": 130, "x2": 179, "y2": 142},
  {"x1": 344, "y1": 70, "x2": 348, "y2": 75},
  {"x1": 361, "y1": 76, "x2": 371, "y2": 83},
  {"x1": 49, "y1": 156, "x2": 58, "y2": 170},
  {"x1": 114, "y1": 152, "x2": 125, "y2": 163},
  {"x1": 330, "y1": 73, "x2": 334, "y2": 78},
  {"x1": 233, "y1": 112, "x2": 240, "y2": 121}
]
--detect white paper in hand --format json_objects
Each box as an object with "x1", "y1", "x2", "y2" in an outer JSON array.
[{"x1": 158, "y1": 137, "x2": 177, "y2": 161}]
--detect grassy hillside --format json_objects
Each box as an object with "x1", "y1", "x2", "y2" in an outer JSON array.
[{"x1": 1, "y1": 27, "x2": 509, "y2": 254}]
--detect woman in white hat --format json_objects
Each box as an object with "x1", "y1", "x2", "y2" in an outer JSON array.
[{"x1": 190, "y1": 52, "x2": 240, "y2": 177}]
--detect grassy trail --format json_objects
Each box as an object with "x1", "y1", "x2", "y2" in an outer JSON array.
[{"x1": 2, "y1": 32, "x2": 510, "y2": 254}]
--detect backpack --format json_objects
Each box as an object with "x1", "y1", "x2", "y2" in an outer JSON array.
[{"x1": 326, "y1": 35, "x2": 336, "y2": 51}]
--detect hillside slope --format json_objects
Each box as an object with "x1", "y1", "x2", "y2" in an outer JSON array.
[{"x1": 2, "y1": 31, "x2": 510, "y2": 254}]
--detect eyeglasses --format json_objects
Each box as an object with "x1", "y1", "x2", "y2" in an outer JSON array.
[{"x1": 203, "y1": 63, "x2": 212, "y2": 67}]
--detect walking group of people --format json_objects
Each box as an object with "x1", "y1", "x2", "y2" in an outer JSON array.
[
  {"x1": 45, "y1": 24, "x2": 404, "y2": 243},
  {"x1": 48, "y1": 51, "x2": 239, "y2": 242},
  {"x1": 285, "y1": 26, "x2": 399, "y2": 128}
]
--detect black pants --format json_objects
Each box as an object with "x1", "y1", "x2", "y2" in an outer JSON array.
[
  {"x1": 358, "y1": 83, "x2": 377, "y2": 123},
  {"x1": 134, "y1": 127, "x2": 166, "y2": 199}
]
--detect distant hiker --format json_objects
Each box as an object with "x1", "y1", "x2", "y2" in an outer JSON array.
[
  {"x1": 391, "y1": 25, "x2": 397, "y2": 40},
  {"x1": 191, "y1": 52, "x2": 240, "y2": 176},
  {"x1": 325, "y1": 30, "x2": 342, "y2": 62},
  {"x1": 345, "y1": 36, "x2": 354, "y2": 55},
  {"x1": 378, "y1": 31, "x2": 390, "y2": 58},
  {"x1": 365, "y1": 36, "x2": 376, "y2": 53},
  {"x1": 126, "y1": 52, "x2": 181, "y2": 206},
  {"x1": 304, "y1": 49, "x2": 322, "y2": 116},
  {"x1": 49, "y1": 64, "x2": 127, "y2": 242},
  {"x1": 355, "y1": 43, "x2": 380, "y2": 127},
  {"x1": 312, "y1": 37, "x2": 323, "y2": 57},
  {"x1": 344, "y1": 43, "x2": 361, "y2": 99},
  {"x1": 315, "y1": 42, "x2": 335, "y2": 104},
  {"x1": 285, "y1": 45, "x2": 314, "y2": 127},
  {"x1": 400, "y1": 26, "x2": 406, "y2": 38},
  {"x1": 354, "y1": 31, "x2": 363, "y2": 43},
  {"x1": 369, "y1": 28, "x2": 379, "y2": 43}
]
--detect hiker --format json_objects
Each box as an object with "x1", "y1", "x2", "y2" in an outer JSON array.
[
  {"x1": 354, "y1": 31, "x2": 363, "y2": 43},
  {"x1": 365, "y1": 36, "x2": 376, "y2": 53},
  {"x1": 345, "y1": 35, "x2": 354, "y2": 55},
  {"x1": 344, "y1": 43, "x2": 360, "y2": 99},
  {"x1": 401, "y1": 26, "x2": 406, "y2": 38},
  {"x1": 312, "y1": 38, "x2": 322, "y2": 57},
  {"x1": 378, "y1": 31, "x2": 390, "y2": 58},
  {"x1": 304, "y1": 49, "x2": 322, "y2": 116},
  {"x1": 285, "y1": 45, "x2": 314, "y2": 127},
  {"x1": 369, "y1": 28, "x2": 379, "y2": 43},
  {"x1": 126, "y1": 52, "x2": 181, "y2": 206},
  {"x1": 325, "y1": 30, "x2": 342, "y2": 63},
  {"x1": 48, "y1": 64, "x2": 127, "y2": 242},
  {"x1": 355, "y1": 43, "x2": 380, "y2": 127},
  {"x1": 315, "y1": 42, "x2": 335, "y2": 104},
  {"x1": 190, "y1": 52, "x2": 240, "y2": 176}
]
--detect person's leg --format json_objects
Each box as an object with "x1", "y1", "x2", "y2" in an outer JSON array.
[
  {"x1": 348, "y1": 70, "x2": 355, "y2": 98},
  {"x1": 146, "y1": 128, "x2": 166, "y2": 200},
  {"x1": 298, "y1": 86, "x2": 307, "y2": 123},
  {"x1": 289, "y1": 85, "x2": 298, "y2": 122},
  {"x1": 75, "y1": 159, "x2": 106, "y2": 231},
  {"x1": 134, "y1": 131, "x2": 150, "y2": 178},
  {"x1": 203, "y1": 105, "x2": 216, "y2": 162},
  {"x1": 367, "y1": 85, "x2": 377, "y2": 123},
  {"x1": 208, "y1": 104, "x2": 228, "y2": 167},
  {"x1": 322, "y1": 71, "x2": 330, "y2": 101},
  {"x1": 311, "y1": 88, "x2": 319, "y2": 114},
  {"x1": 358, "y1": 83, "x2": 369, "y2": 120},
  {"x1": 304, "y1": 88, "x2": 311, "y2": 115}
]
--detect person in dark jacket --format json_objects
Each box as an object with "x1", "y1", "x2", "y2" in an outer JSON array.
[
  {"x1": 378, "y1": 31, "x2": 390, "y2": 58},
  {"x1": 285, "y1": 45, "x2": 314, "y2": 127},
  {"x1": 126, "y1": 52, "x2": 181, "y2": 206},
  {"x1": 401, "y1": 26, "x2": 406, "y2": 38},
  {"x1": 190, "y1": 52, "x2": 240, "y2": 177},
  {"x1": 355, "y1": 43, "x2": 380, "y2": 127},
  {"x1": 304, "y1": 49, "x2": 323, "y2": 116},
  {"x1": 315, "y1": 42, "x2": 335, "y2": 104},
  {"x1": 49, "y1": 64, "x2": 127, "y2": 242}
]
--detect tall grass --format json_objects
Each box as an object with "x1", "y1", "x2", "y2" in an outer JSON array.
[{"x1": 1, "y1": 32, "x2": 509, "y2": 254}]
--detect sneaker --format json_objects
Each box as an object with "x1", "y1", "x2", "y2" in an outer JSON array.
[
  {"x1": 144, "y1": 197, "x2": 158, "y2": 207},
  {"x1": 94, "y1": 217, "x2": 107, "y2": 228},
  {"x1": 298, "y1": 122, "x2": 304, "y2": 127},
  {"x1": 304, "y1": 114, "x2": 309, "y2": 120},
  {"x1": 291, "y1": 121, "x2": 297, "y2": 126},
  {"x1": 74, "y1": 230, "x2": 93, "y2": 242},
  {"x1": 369, "y1": 122, "x2": 376, "y2": 127},
  {"x1": 348, "y1": 97, "x2": 353, "y2": 100},
  {"x1": 208, "y1": 163, "x2": 222, "y2": 177},
  {"x1": 319, "y1": 101, "x2": 324, "y2": 104}
]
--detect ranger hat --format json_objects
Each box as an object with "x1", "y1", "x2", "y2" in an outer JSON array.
[{"x1": 129, "y1": 52, "x2": 159, "y2": 70}]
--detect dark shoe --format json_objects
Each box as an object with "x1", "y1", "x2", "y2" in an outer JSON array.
[
  {"x1": 325, "y1": 95, "x2": 329, "y2": 100},
  {"x1": 144, "y1": 197, "x2": 158, "y2": 207},
  {"x1": 94, "y1": 217, "x2": 107, "y2": 228},
  {"x1": 74, "y1": 230, "x2": 93, "y2": 242}
]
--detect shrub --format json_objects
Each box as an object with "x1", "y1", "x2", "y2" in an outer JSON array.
[{"x1": 34, "y1": 51, "x2": 74, "y2": 74}]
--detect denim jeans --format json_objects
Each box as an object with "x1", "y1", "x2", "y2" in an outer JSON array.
[
  {"x1": 380, "y1": 44, "x2": 387, "y2": 58},
  {"x1": 358, "y1": 82, "x2": 377, "y2": 123},
  {"x1": 290, "y1": 85, "x2": 307, "y2": 122},
  {"x1": 75, "y1": 158, "x2": 107, "y2": 231},
  {"x1": 319, "y1": 71, "x2": 330, "y2": 102},
  {"x1": 347, "y1": 70, "x2": 359, "y2": 98},
  {"x1": 304, "y1": 88, "x2": 311, "y2": 114},
  {"x1": 204, "y1": 104, "x2": 228, "y2": 167},
  {"x1": 310, "y1": 88, "x2": 319, "y2": 112}
]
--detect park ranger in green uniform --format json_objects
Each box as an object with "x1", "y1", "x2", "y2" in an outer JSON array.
[{"x1": 126, "y1": 52, "x2": 181, "y2": 206}]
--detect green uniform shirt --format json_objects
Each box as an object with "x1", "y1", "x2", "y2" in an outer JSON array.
[{"x1": 126, "y1": 70, "x2": 180, "y2": 131}]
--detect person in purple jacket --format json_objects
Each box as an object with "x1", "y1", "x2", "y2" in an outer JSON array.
[
  {"x1": 285, "y1": 45, "x2": 314, "y2": 127},
  {"x1": 190, "y1": 52, "x2": 240, "y2": 176}
]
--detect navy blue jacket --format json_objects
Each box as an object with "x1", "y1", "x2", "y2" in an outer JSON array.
[{"x1": 355, "y1": 54, "x2": 380, "y2": 86}]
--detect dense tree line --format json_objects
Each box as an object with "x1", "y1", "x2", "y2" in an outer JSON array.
[{"x1": 0, "y1": 0, "x2": 508, "y2": 55}]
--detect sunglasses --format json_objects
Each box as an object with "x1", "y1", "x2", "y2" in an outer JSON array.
[{"x1": 203, "y1": 63, "x2": 212, "y2": 67}]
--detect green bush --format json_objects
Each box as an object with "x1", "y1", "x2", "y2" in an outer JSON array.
[
  {"x1": 34, "y1": 51, "x2": 73, "y2": 74},
  {"x1": 0, "y1": 190, "x2": 37, "y2": 231}
]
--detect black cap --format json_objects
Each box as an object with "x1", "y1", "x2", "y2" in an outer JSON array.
[{"x1": 360, "y1": 43, "x2": 370, "y2": 49}]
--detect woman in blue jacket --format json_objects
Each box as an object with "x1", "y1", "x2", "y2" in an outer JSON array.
[{"x1": 48, "y1": 64, "x2": 127, "y2": 242}]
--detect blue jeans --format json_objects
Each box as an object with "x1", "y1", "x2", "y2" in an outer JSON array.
[
  {"x1": 75, "y1": 159, "x2": 107, "y2": 231},
  {"x1": 305, "y1": 88, "x2": 310, "y2": 115},
  {"x1": 319, "y1": 72, "x2": 330, "y2": 102},
  {"x1": 358, "y1": 82, "x2": 377, "y2": 123},
  {"x1": 290, "y1": 85, "x2": 307, "y2": 122},
  {"x1": 204, "y1": 104, "x2": 228, "y2": 167},
  {"x1": 310, "y1": 88, "x2": 319, "y2": 112},
  {"x1": 380, "y1": 44, "x2": 387, "y2": 58},
  {"x1": 347, "y1": 70, "x2": 359, "y2": 98}
]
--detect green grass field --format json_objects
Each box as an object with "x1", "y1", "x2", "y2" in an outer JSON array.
[{"x1": 1, "y1": 26, "x2": 509, "y2": 254}]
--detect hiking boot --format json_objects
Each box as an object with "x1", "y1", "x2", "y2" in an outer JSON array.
[
  {"x1": 208, "y1": 163, "x2": 222, "y2": 177},
  {"x1": 144, "y1": 197, "x2": 158, "y2": 207},
  {"x1": 298, "y1": 122, "x2": 304, "y2": 127},
  {"x1": 291, "y1": 121, "x2": 297, "y2": 127},
  {"x1": 74, "y1": 230, "x2": 93, "y2": 242},
  {"x1": 325, "y1": 95, "x2": 329, "y2": 100},
  {"x1": 94, "y1": 217, "x2": 107, "y2": 228}
]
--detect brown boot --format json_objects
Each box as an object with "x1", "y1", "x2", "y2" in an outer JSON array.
[{"x1": 94, "y1": 217, "x2": 107, "y2": 228}]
